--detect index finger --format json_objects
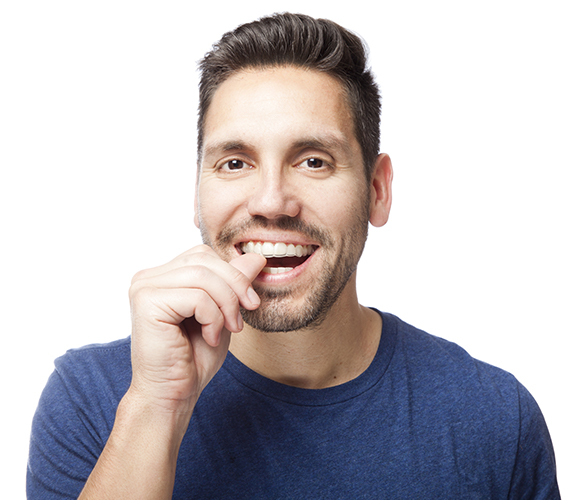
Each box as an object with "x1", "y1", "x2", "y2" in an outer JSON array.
[{"x1": 131, "y1": 245, "x2": 218, "y2": 284}]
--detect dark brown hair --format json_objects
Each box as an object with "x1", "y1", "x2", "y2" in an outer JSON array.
[{"x1": 197, "y1": 12, "x2": 381, "y2": 178}]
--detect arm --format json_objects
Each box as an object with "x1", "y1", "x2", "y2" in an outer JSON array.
[
  {"x1": 509, "y1": 383, "x2": 561, "y2": 499},
  {"x1": 78, "y1": 245, "x2": 266, "y2": 499}
]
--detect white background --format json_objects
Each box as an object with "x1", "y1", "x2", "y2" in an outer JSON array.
[{"x1": 1, "y1": 0, "x2": 573, "y2": 497}]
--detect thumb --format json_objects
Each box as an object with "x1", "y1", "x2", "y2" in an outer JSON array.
[{"x1": 229, "y1": 253, "x2": 267, "y2": 282}]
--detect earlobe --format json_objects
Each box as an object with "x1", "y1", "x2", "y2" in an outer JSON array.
[{"x1": 369, "y1": 153, "x2": 393, "y2": 227}]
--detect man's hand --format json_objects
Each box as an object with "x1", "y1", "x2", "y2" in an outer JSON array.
[
  {"x1": 79, "y1": 245, "x2": 266, "y2": 499},
  {"x1": 128, "y1": 245, "x2": 266, "y2": 412}
]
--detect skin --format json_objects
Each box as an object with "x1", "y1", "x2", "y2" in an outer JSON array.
[
  {"x1": 197, "y1": 66, "x2": 393, "y2": 387},
  {"x1": 79, "y1": 65, "x2": 393, "y2": 499}
]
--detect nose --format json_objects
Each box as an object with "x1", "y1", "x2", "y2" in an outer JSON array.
[{"x1": 246, "y1": 167, "x2": 300, "y2": 220}]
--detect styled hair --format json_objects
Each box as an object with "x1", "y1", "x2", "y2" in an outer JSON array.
[{"x1": 197, "y1": 12, "x2": 381, "y2": 179}]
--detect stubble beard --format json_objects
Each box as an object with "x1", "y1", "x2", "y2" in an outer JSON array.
[{"x1": 198, "y1": 208, "x2": 370, "y2": 333}]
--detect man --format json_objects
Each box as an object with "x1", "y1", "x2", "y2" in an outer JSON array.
[{"x1": 28, "y1": 13, "x2": 559, "y2": 499}]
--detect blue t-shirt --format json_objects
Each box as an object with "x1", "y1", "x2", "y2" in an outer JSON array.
[{"x1": 27, "y1": 311, "x2": 560, "y2": 499}]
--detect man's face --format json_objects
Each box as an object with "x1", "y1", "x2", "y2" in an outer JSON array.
[{"x1": 196, "y1": 66, "x2": 377, "y2": 332}]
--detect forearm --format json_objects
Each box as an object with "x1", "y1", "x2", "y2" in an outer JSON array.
[
  {"x1": 77, "y1": 248, "x2": 264, "y2": 499},
  {"x1": 78, "y1": 389, "x2": 194, "y2": 500}
]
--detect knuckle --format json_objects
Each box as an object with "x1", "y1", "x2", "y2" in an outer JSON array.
[
  {"x1": 221, "y1": 283, "x2": 240, "y2": 307},
  {"x1": 131, "y1": 268, "x2": 149, "y2": 285},
  {"x1": 186, "y1": 244, "x2": 214, "y2": 259},
  {"x1": 196, "y1": 292, "x2": 219, "y2": 315},
  {"x1": 229, "y1": 267, "x2": 250, "y2": 288},
  {"x1": 129, "y1": 283, "x2": 156, "y2": 306},
  {"x1": 185, "y1": 266, "x2": 239, "y2": 305},
  {"x1": 182, "y1": 264, "x2": 211, "y2": 283},
  {"x1": 192, "y1": 250, "x2": 216, "y2": 266},
  {"x1": 178, "y1": 250, "x2": 212, "y2": 268},
  {"x1": 195, "y1": 297, "x2": 224, "y2": 324},
  {"x1": 195, "y1": 244, "x2": 213, "y2": 253}
]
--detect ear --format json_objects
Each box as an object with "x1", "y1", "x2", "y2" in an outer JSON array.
[{"x1": 369, "y1": 153, "x2": 393, "y2": 227}]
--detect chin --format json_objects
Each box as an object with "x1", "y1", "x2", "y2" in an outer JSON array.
[{"x1": 241, "y1": 274, "x2": 346, "y2": 333}]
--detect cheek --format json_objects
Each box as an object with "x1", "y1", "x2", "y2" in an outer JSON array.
[
  {"x1": 197, "y1": 183, "x2": 247, "y2": 230},
  {"x1": 314, "y1": 183, "x2": 367, "y2": 224}
]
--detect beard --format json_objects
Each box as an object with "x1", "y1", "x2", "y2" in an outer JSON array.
[{"x1": 198, "y1": 206, "x2": 370, "y2": 333}]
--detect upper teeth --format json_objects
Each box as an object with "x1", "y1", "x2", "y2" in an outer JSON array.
[{"x1": 241, "y1": 241, "x2": 314, "y2": 258}]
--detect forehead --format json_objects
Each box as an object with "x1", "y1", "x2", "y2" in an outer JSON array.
[{"x1": 202, "y1": 66, "x2": 358, "y2": 157}]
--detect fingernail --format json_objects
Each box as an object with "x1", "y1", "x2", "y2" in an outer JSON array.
[
  {"x1": 247, "y1": 286, "x2": 260, "y2": 306},
  {"x1": 236, "y1": 311, "x2": 244, "y2": 331}
]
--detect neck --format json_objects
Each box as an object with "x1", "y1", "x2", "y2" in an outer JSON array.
[{"x1": 229, "y1": 278, "x2": 382, "y2": 389}]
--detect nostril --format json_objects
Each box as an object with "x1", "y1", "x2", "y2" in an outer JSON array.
[{"x1": 247, "y1": 183, "x2": 300, "y2": 219}]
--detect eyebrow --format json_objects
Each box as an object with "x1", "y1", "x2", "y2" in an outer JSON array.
[
  {"x1": 291, "y1": 134, "x2": 353, "y2": 156},
  {"x1": 202, "y1": 133, "x2": 353, "y2": 162},
  {"x1": 202, "y1": 141, "x2": 255, "y2": 161}
]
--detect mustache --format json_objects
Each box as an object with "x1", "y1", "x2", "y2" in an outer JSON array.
[{"x1": 215, "y1": 216, "x2": 334, "y2": 249}]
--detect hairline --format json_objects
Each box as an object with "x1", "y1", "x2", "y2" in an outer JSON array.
[{"x1": 196, "y1": 63, "x2": 373, "y2": 182}]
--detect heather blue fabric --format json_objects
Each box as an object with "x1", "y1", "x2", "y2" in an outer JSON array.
[{"x1": 27, "y1": 312, "x2": 560, "y2": 499}]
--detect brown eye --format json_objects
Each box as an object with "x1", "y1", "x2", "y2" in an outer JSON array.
[
  {"x1": 226, "y1": 159, "x2": 245, "y2": 170},
  {"x1": 305, "y1": 158, "x2": 324, "y2": 169}
]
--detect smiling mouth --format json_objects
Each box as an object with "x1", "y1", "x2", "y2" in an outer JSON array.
[{"x1": 239, "y1": 241, "x2": 317, "y2": 274}]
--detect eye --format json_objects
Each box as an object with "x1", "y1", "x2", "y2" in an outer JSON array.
[
  {"x1": 220, "y1": 159, "x2": 250, "y2": 172},
  {"x1": 299, "y1": 158, "x2": 326, "y2": 169}
]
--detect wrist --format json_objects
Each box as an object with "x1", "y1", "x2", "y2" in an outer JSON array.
[
  {"x1": 78, "y1": 387, "x2": 196, "y2": 499},
  {"x1": 117, "y1": 386, "x2": 197, "y2": 445}
]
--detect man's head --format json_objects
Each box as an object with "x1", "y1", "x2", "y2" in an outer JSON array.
[
  {"x1": 197, "y1": 12, "x2": 381, "y2": 180},
  {"x1": 194, "y1": 14, "x2": 392, "y2": 332}
]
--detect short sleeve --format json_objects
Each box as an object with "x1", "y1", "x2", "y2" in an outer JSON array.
[
  {"x1": 508, "y1": 383, "x2": 561, "y2": 499},
  {"x1": 27, "y1": 369, "x2": 103, "y2": 499},
  {"x1": 27, "y1": 340, "x2": 130, "y2": 499}
]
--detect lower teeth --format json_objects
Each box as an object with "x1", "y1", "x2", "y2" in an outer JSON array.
[{"x1": 263, "y1": 267, "x2": 293, "y2": 274}]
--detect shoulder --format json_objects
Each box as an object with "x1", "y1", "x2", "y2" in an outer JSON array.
[
  {"x1": 383, "y1": 311, "x2": 520, "y2": 393},
  {"x1": 382, "y1": 314, "x2": 559, "y2": 498},
  {"x1": 379, "y1": 311, "x2": 536, "y2": 436},
  {"x1": 41, "y1": 337, "x2": 132, "y2": 423},
  {"x1": 55, "y1": 336, "x2": 132, "y2": 373},
  {"x1": 28, "y1": 338, "x2": 133, "y2": 497},
  {"x1": 54, "y1": 337, "x2": 132, "y2": 398},
  {"x1": 379, "y1": 312, "x2": 560, "y2": 497}
]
